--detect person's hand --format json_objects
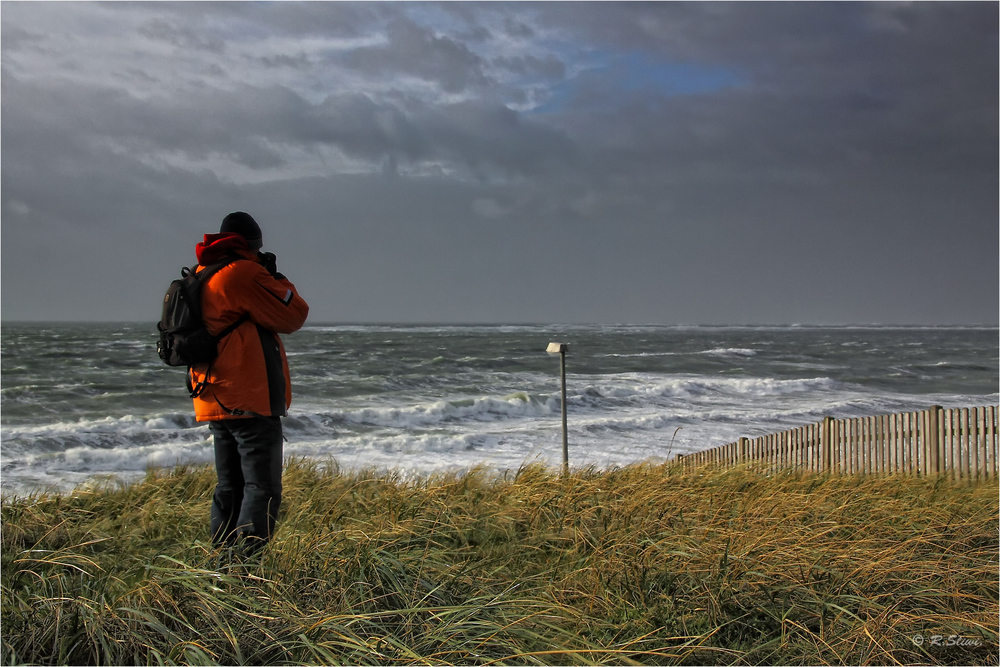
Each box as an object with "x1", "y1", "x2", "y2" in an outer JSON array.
[{"x1": 258, "y1": 252, "x2": 285, "y2": 280}]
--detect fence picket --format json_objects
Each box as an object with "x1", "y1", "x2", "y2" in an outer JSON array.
[
  {"x1": 900, "y1": 411, "x2": 908, "y2": 474},
  {"x1": 843, "y1": 418, "x2": 850, "y2": 474},
  {"x1": 980, "y1": 406, "x2": 987, "y2": 479},
  {"x1": 989, "y1": 405, "x2": 1000, "y2": 476},
  {"x1": 826, "y1": 421, "x2": 833, "y2": 474},
  {"x1": 936, "y1": 408, "x2": 945, "y2": 476},
  {"x1": 799, "y1": 426, "x2": 806, "y2": 472},
  {"x1": 982, "y1": 407, "x2": 991, "y2": 480},
  {"x1": 963, "y1": 407, "x2": 970, "y2": 478},
  {"x1": 958, "y1": 409, "x2": 972, "y2": 479},
  {"x1": 787, "y1": 430, "x2": 792, "y2": 471},
  {"x1": 843, "y1": 419, "x2": 850, "y2": 475},
  {"x1": 988, "y1": 407, "x2": 997, "y2": 481},
  {"x1": 859, "y1": 417, "x2": 866, "y2": 474},
  {"x1": 889, "y1": 413, "x2": 896, "y2": 474},
  {"x1": 889, "y1": 413, "x2": 898, "y2": 474},
  {"x1": 876, "y1": 415, "x2": 883, "y2": 474},
  {"x1": 875, "y1": 416, "x2": 882, "y2": 474},
  {"x1": 866, "y1": 416, "x2": 874, "y2": 474},
  {"x1": 873, "y1": 415, "x2": 880, "y2": 474},
  {"x1": 853, "y1": 418, "x2": 861, "y2": 475},
  {"x1": 967, "y1": 407, "x2": 976, "y2": 480},
  {"x1": 947, "y1": 408, "x2": 956, "y2": 479},
  {"x1": 788, "y1": 429, "x2": 794, "y2": 470},
  {"x1": 882, "y1": 415, "x2": 892, "y2": 475},
  {"x1": 784, "y1": 430, "x2": 790, "y2": 469},
  {"x1": 791, "y1": 428, "x2": 797, "y2": 470},
  {"x1": 805, "y1": 425, "x2": 813, "y2": 473},
  {"x1": 814, "y1": 422, "x2": 821, "y2": 473},
  {"x1": 973, "y1": 407, "x2": 983, "y2": 480},
  {"x1": 981, "y1": 406, "x2": 989, "y2": 479},
  {"x1": 858, "y1": 418, "x2": 865, "y2": 474},
  {"x1": 877, "y1": 415, "x2": 883, "y2": 474},
  {"x1": 920, "y1": 411, "x2": 929, "y2": 476},
  {"x1": 895, "y1": 414, "x2": 906, "y2": 473},
  {"x1": 921, "y1": 409, "x2": 928, "y2": 475},
  {"x1": 901, "y1": 413, "x2": 909, "y2": 474},
  {"x1": 838, "y1": 419, "x2": 846, "y2": 474}
]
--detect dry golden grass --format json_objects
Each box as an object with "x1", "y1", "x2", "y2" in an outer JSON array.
[{"x1": 3, "y1": 459, "x2": 997, "y2": 665}]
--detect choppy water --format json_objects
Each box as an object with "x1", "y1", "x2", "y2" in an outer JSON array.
[{"x1": 2, "y1": 323, "x2": 997, "y2": 496}]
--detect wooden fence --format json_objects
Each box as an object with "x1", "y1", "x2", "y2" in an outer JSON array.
[{"x1": 677, "y1": 405, "x2": 998, "y2": 481}]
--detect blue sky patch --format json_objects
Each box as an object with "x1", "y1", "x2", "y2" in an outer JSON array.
[{"x1": 531, "y1": 50, "x2": 746, "y2": 114}]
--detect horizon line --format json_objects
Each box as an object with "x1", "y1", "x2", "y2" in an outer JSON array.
[{"x1": 2, "y1": 319, "x2": 998, "y2": 329}]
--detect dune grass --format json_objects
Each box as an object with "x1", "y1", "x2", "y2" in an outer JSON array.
[{"x1": 2, "y1": 459, "x2": 997, "y2": 665}]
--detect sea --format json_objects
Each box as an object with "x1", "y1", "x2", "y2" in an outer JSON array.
[{"x1": 1, "y1": 323, "x2": 997, "y2": 497}]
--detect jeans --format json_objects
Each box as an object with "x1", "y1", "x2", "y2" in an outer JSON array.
[{"x1": 209, "y1": 416, "x2": 283, "y2": 555}]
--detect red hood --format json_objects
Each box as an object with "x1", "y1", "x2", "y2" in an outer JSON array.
[{"x1": 196, "y1": 233, "x2": 257, "y2": 265}]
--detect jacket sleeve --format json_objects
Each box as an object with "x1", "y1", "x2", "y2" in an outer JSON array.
[{"x1": 230, "y1": 261, "x2": 310, "y2": 334}]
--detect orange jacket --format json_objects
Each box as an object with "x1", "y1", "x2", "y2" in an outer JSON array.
[{"x1": 189, "y1": 233, "x2": 309, "y2": 421}]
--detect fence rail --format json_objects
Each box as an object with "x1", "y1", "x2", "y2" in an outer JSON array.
[{"x1": 678, "y1": 405, "x2": 998, "y2": 481}]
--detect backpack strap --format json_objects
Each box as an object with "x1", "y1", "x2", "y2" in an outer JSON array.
[
  {"x1": 191, "y1": 254, "x2": 243, "y2": 288},
  {"x1": 191, "y1": 253, "x2": 251, "y2": 340},
  {"x1": 185, "y1": 254, "x2": 254, "y2": 400},
  {"x1": 215, "y1": 311, "x2": 252, "y2": 340},
  {"x1": 187, "y1": 369, "x2": 207, "y2": 399},
  {"x1": 185, "y1": 313, "x2": 251, "y2": 399}
]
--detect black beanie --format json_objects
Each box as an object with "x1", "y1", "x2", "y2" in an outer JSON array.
[{"x1": 220, "y1": 211, "x2": 262, "y2": 240}]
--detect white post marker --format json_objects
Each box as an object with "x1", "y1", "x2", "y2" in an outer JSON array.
[{"x1": 546, "y1": 342, "x2": 569, "y2": 475}]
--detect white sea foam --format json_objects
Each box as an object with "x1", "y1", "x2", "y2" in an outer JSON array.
[
  {"x1": 700, "y1": 347, "x2": 757, "y2": 357},
  {"x1": 343, "y1": 394, "x2": 554, "y2": 427},
  {"x1": 2, "y1": 437, "x2": 214, "y2": 495},
  {"x1": 3, "y1": 412, "x2": 201, "y2": 438},
  {"x1": 578, "y1": 375, "x2": 840, "y2": 404}
]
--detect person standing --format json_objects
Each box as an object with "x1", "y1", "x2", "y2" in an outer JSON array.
[{"x1": 189, "y1": 211, "x2": 309, "y2": 557}]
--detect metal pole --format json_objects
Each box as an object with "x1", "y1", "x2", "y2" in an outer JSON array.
[
  {"x1": 560, "y1": 348, "x2": 568, "y2": 476},
  {"x1": 545, "y1": 341, "x2": 570, "y2": 477}
]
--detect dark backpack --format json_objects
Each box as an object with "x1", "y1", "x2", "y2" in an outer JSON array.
[{"x1": 156, "y1": 259, "x2": 250, "y2": 392}]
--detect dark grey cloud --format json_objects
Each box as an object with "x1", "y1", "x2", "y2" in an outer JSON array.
[
  {"x1": 259, "y1": 53, "x2": 312, "y2": 71},
  {"x1": 347, "y1": 16, "x2": 492, "y2": 94},
  {"x1": 1, "y1": 1, "x2": 996, "y2": 324},
  {"x1": 139, "y1": 17, "x2": 226, "y2": 52},
  {"x1": 493, "y1": 53, "x2": 565, "y2": 81}
]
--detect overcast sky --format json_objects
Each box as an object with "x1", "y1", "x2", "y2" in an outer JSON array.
[{"x1": 2, "y1": 2, "x2": 997, "y2": 325}]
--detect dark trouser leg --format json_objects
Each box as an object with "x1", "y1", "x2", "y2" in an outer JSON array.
[
  {"x1": 209, "y1": 416, "x2": 284, "y2": 554},
  {"x1": 210, "y1": 420, "x2": 244, "y2": 547}
]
